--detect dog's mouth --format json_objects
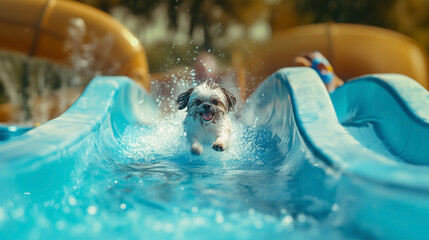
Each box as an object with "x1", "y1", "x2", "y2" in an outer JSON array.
[{"x1": 201, "y1": 111, "x2": 213, "y2": 121}]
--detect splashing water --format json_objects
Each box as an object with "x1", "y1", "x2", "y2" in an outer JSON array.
[
  {"x1": 0, "y1": 12, "x2": 361, "y2": 240},
  {"x1": 118, "y1": 111, "x2": 284, "y2": 168},
  {"x1": 1, "y1": 121, "x2": 320, "y2": 239},
  {"x1": 0, "y1": 51, "x2": 84, "y2": 123},
  {"x1": 0, "y1": 18, "x2": 123, "y2": 124},
  {"x1": 64, "y1": 18, "x2": 121, "y2": 78},
  {"x1": 0, "y1": 91, "x2": 358, "y2": 240}
]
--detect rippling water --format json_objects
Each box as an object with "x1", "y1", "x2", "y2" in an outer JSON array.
[{"x1": 0, "y1": 112, "x2": 362, "y2": 240}]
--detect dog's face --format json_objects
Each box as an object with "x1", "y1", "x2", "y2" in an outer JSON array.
[{"x1": 177, "y1": 82, "x2": 236, "y2": 124}]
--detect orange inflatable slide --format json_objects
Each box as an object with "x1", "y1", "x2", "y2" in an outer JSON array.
[
  {"x1": 0, "y1": 0, "x2": 150, "y2": 122},
  {"x1": 240, "y1": 23, "x2": 429, "y2": 98},
  {"x1": 0, "y1": 0, "x2": 149, "y2": 88}
]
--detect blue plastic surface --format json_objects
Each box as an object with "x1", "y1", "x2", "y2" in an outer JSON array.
[
  {"x1": 1, "y1": 68, "x2": 429, "y2": 240},
  {"x1": 0, "y1": 125, "x2": 33, "y2": 141}
]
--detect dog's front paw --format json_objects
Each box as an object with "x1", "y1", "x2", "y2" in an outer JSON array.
[
  {"x1": 212, "y1": 141, "x2": 226, "y2": 151},
  {"x1": 191, "y1": 143, "x2": 203, "y2": 155}
]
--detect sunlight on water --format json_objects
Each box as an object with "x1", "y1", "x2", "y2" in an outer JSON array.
[
  {"x1": 119, "y1": 112, "x2": 283, "y2": 169},
  {"x1": 0, "y1": 104, "x2": 349, "y2": 240},
  {"x1": 0, "y1": 56, "x2": 357, "y2": 239},
  {"x1": 0, "y1": 45, "x2": 355, "y2": 239},
  {"x1": 0, "y1": 13, "x2": 360, "y2": 240}
]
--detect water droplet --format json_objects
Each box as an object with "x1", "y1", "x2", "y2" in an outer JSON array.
[
  {"x1": 281, "y1": 215, "x2": 293, "y2": 225},
  {"x1": 12, "y1": 208, "x2": 24, "y2": 218},
  {"x1": 248, "y1": 208, "x2": 255, "y2": 215},
  {"x1": 164, "y1": 223, "x2": 174, "y2": 233},
  {"x1": 0, "y1": 208, "x2": 6, "y2": 221},
  {"x1": 194, "y1": 217, "x2": 205, "y2": 226},
  {"x1": 87, "y1": 205, "x2": 97, "y2": 215},
  {"x1": 56, "y1": 220, "x2": 65, "y2": 230},
  {"x1": 254, "y1": 220, "x2": 264, "y2": 229},
  {"x1": 216, "y1": 215, "x2": 224, "y2": 223},
  {"x1": 68, "y1": 195, "x2": 77, "y2": 206},
  {"x1": 297, "y1": 213, "x2": 306, "y2": 222},
  {"x1": 93, "y1": 221, "x2": 102, "y2": 232}
]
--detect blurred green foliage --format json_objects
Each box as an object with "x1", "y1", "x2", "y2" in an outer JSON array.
[
  {"x1": 294, "y1": 0, "x2": 429, "y2": 51},
  {"x1": 296, "y1": 0, "x2": 395, "y2": 26},
  {"x1": 77, "y1": 0, "x2": 429, "y2": 72}
]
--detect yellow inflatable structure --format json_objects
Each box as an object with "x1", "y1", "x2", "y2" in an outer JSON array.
[
  {"x1": 0, "y1": 0, "x2": 149, "y2": 88},
  {"x1": 0, "y1": 0, "x2": 150, "y2": 122},
  {"x1": 240, "y1": 23, "x2": 429, "y2": 98}
]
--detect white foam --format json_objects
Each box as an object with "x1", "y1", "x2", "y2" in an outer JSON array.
[{"x1": 118, "y1": 110, "x2": 282, "y2": 171}]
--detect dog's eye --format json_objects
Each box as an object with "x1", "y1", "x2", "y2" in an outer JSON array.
[
  {"x1": 212, "y1": 100, "x2": 218, "y2": 105},
  {"x1": 195, "y1": 100, "x2": 202, "y2": 105}
]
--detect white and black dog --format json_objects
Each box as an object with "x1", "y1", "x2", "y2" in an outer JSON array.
[{"x1": 177, "y1": 82, "x2": 236, "y2": 155}]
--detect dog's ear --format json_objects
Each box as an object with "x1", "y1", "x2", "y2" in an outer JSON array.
[
  {"x1": 221, "y1": 88, "x2": 237, "y2": 112},
  {"x1": 177, "y1": 87, "x2": 194, "y2": 110}
]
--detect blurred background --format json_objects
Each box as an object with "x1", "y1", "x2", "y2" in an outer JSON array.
[
  {"x1": 1, "y1": 0, "x2": 429, "y2": 124},
  {"x1": 77, "y1": 0, "x2": 429, "y2": 73}
]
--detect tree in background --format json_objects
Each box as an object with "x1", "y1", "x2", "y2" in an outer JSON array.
[
  {"x1": 294, "y1": 0, "x2": 395, "y2": 27},
  {"x1": 386, "y1": 0, "x2": 429, "y2": 51},
  {"x1": 77, "y1": 0, "x2": 274, "y2": 72},
  {"x1": 77, "y1": 0, "x2": 429, "y2": 72},
  {"x1": 292, "y1": 0, "x2": 429, "y2": 50}
]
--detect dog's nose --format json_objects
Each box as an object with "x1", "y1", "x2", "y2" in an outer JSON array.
[{"x1": 203, "y1": 104, "x2": 211, "y2": 110}]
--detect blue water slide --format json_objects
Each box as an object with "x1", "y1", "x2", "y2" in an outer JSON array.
[
  {"x1": 1, "y1": 68, "x2": 429, "y2": 239},
  {"x1": 0, "y1": 77, "x2": 160, "y2": 200}
]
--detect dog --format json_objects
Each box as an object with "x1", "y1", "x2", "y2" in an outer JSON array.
[{"x1": 177, "y1": 82, "x2": 236, "y2": 155}]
